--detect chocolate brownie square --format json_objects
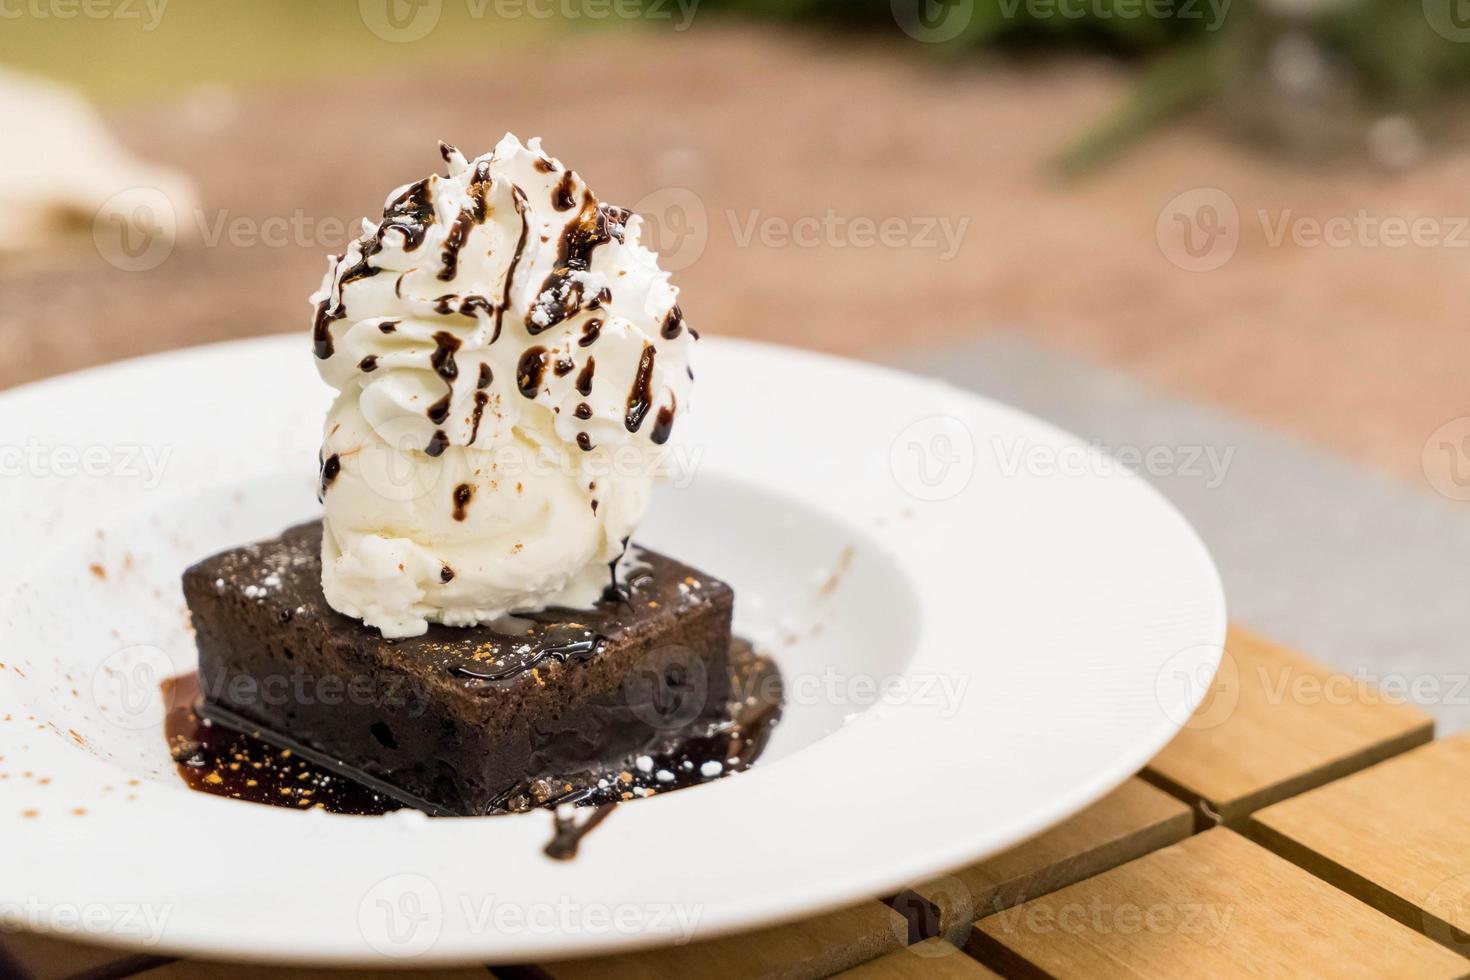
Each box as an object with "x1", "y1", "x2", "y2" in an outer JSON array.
[{"x1": 182, "y1": 521, "x2": 734, "y2": 816}]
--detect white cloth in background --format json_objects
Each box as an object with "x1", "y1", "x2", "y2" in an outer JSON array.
[{"x1": 0, "y1": 67, "x2": 197, "y2": 254}]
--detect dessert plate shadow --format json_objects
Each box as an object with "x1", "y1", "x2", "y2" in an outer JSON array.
[{"x1": 0, "y1": 336, "x2": 1225, "y2": 966}]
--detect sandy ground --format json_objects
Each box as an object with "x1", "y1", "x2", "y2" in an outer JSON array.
[{"x1": 2, "y1": 25, "x2": 1465, "y2": 489}]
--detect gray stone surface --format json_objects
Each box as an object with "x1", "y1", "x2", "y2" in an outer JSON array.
[{"x1": 895, "y1": 335, "x2": 1470, "y2": 733}]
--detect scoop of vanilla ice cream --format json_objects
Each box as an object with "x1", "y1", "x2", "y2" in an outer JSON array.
[{"x1": 311, "y1": 135, "x2": 695, "y2": 638}]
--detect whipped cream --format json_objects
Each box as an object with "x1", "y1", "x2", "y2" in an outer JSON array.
[{"x1": 311, "y1": 134, "x2": 696, "y2": 638}]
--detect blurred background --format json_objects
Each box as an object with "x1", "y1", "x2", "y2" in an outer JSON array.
[{"x1": 2, "y1": 0, "x2": 1467, "y2": 492}]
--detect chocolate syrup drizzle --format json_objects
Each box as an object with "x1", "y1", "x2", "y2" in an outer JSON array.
[
  {"x1": 494, "y1": 186, "x2": 530, "y2": 344},
  {"x1": 312, "y1": 299, "x2": 345, "y2": 360},
  {"x1": 466, "y1": 159, "x2": 493, "y2": 222},
  {"x1": 575, "y1": 357, "x2": 595, "y2": 397},
  {"x1": 625, "y1": 343, "x2": 656, "y2": 433},
  {"x1": 604, "y1": 536, "x2": 632, "y2": 603},
  {"x1": 526, "y1": 191, "x2": 627, "y2": 335},
  {"x1": 517, "y1": 346, "x2": 548, "y2": 398},
  {"x1": 452, "y1": 483, "x2": 474, "y2": 521},
  {"x1": 552, "y1": 171, "x2": 578, "y2": 212},
  {"x1": 318, "y1": 453, "x2": 341, "y2": 498},
  {"x1": 546, "y1": 805, "x2": 615, "y2": 860},
  {"x1": 438, "y1": 207, "x2": 476, "y2": 282},
  {"x1": 432, "y1": 294, "x2": 496, "y2": 318},
  {"x1": 468, "y1": 363, "x2": 493, "y2": 445},
  {"x1": 650, "y1": 394, "x2": 677, "y2": 446},
  {"x1": 337, "y1": 178, "x2": 436, "y2": 288},
  {"x1": 430, "y1": 333, "x2": 462, "y2": 380},
  {"x1": 453, "y1": 629, "x2": 609, "y2": 682}
]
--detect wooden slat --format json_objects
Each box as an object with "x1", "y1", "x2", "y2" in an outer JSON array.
[
  {"x1": 895, "y1": 778, "x2": 1190, "y2": 943},
  {"x1": 1144, "y1": 626, "x2": 1434, "y2": 825},
  {"x1": 513, "y1": 900, "x2": 906, "y2": 980},
  {"x1": 967, "y1": 828, "x2": 1469, "y2": 979},
  {"x1": 1248, "y1": 732, "x2": 1470, "y2": 955},
  {"x1": 140, "y1": 961, "x2": 492, "y2": 979},
  {"x1": 834, "y1": 939, "x2": 1000, "y2": 978},
  {"x1": 0, "y1": 932, "x2": 169, "y2": 980}
]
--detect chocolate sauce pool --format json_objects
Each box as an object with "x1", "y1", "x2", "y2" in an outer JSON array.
[
  {"x1": 163, "y1": 640, "x2": 782, "y2": 856},
  {"x1": 163, "y1": 672, "x2": 398, "y2": 815}
]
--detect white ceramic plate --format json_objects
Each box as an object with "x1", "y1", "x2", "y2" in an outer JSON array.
[{"x1": 0, "y1": 336, "x2": 1224, "y2": 966}]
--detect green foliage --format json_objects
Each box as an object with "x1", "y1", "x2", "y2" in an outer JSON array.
[{"x1": 694, "y1": 0, "x2": 1470, "y2": 167}]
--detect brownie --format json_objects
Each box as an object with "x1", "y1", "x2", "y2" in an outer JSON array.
[{"x1": 182, "y1": 521, "x2": 734, "y2": 816}]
